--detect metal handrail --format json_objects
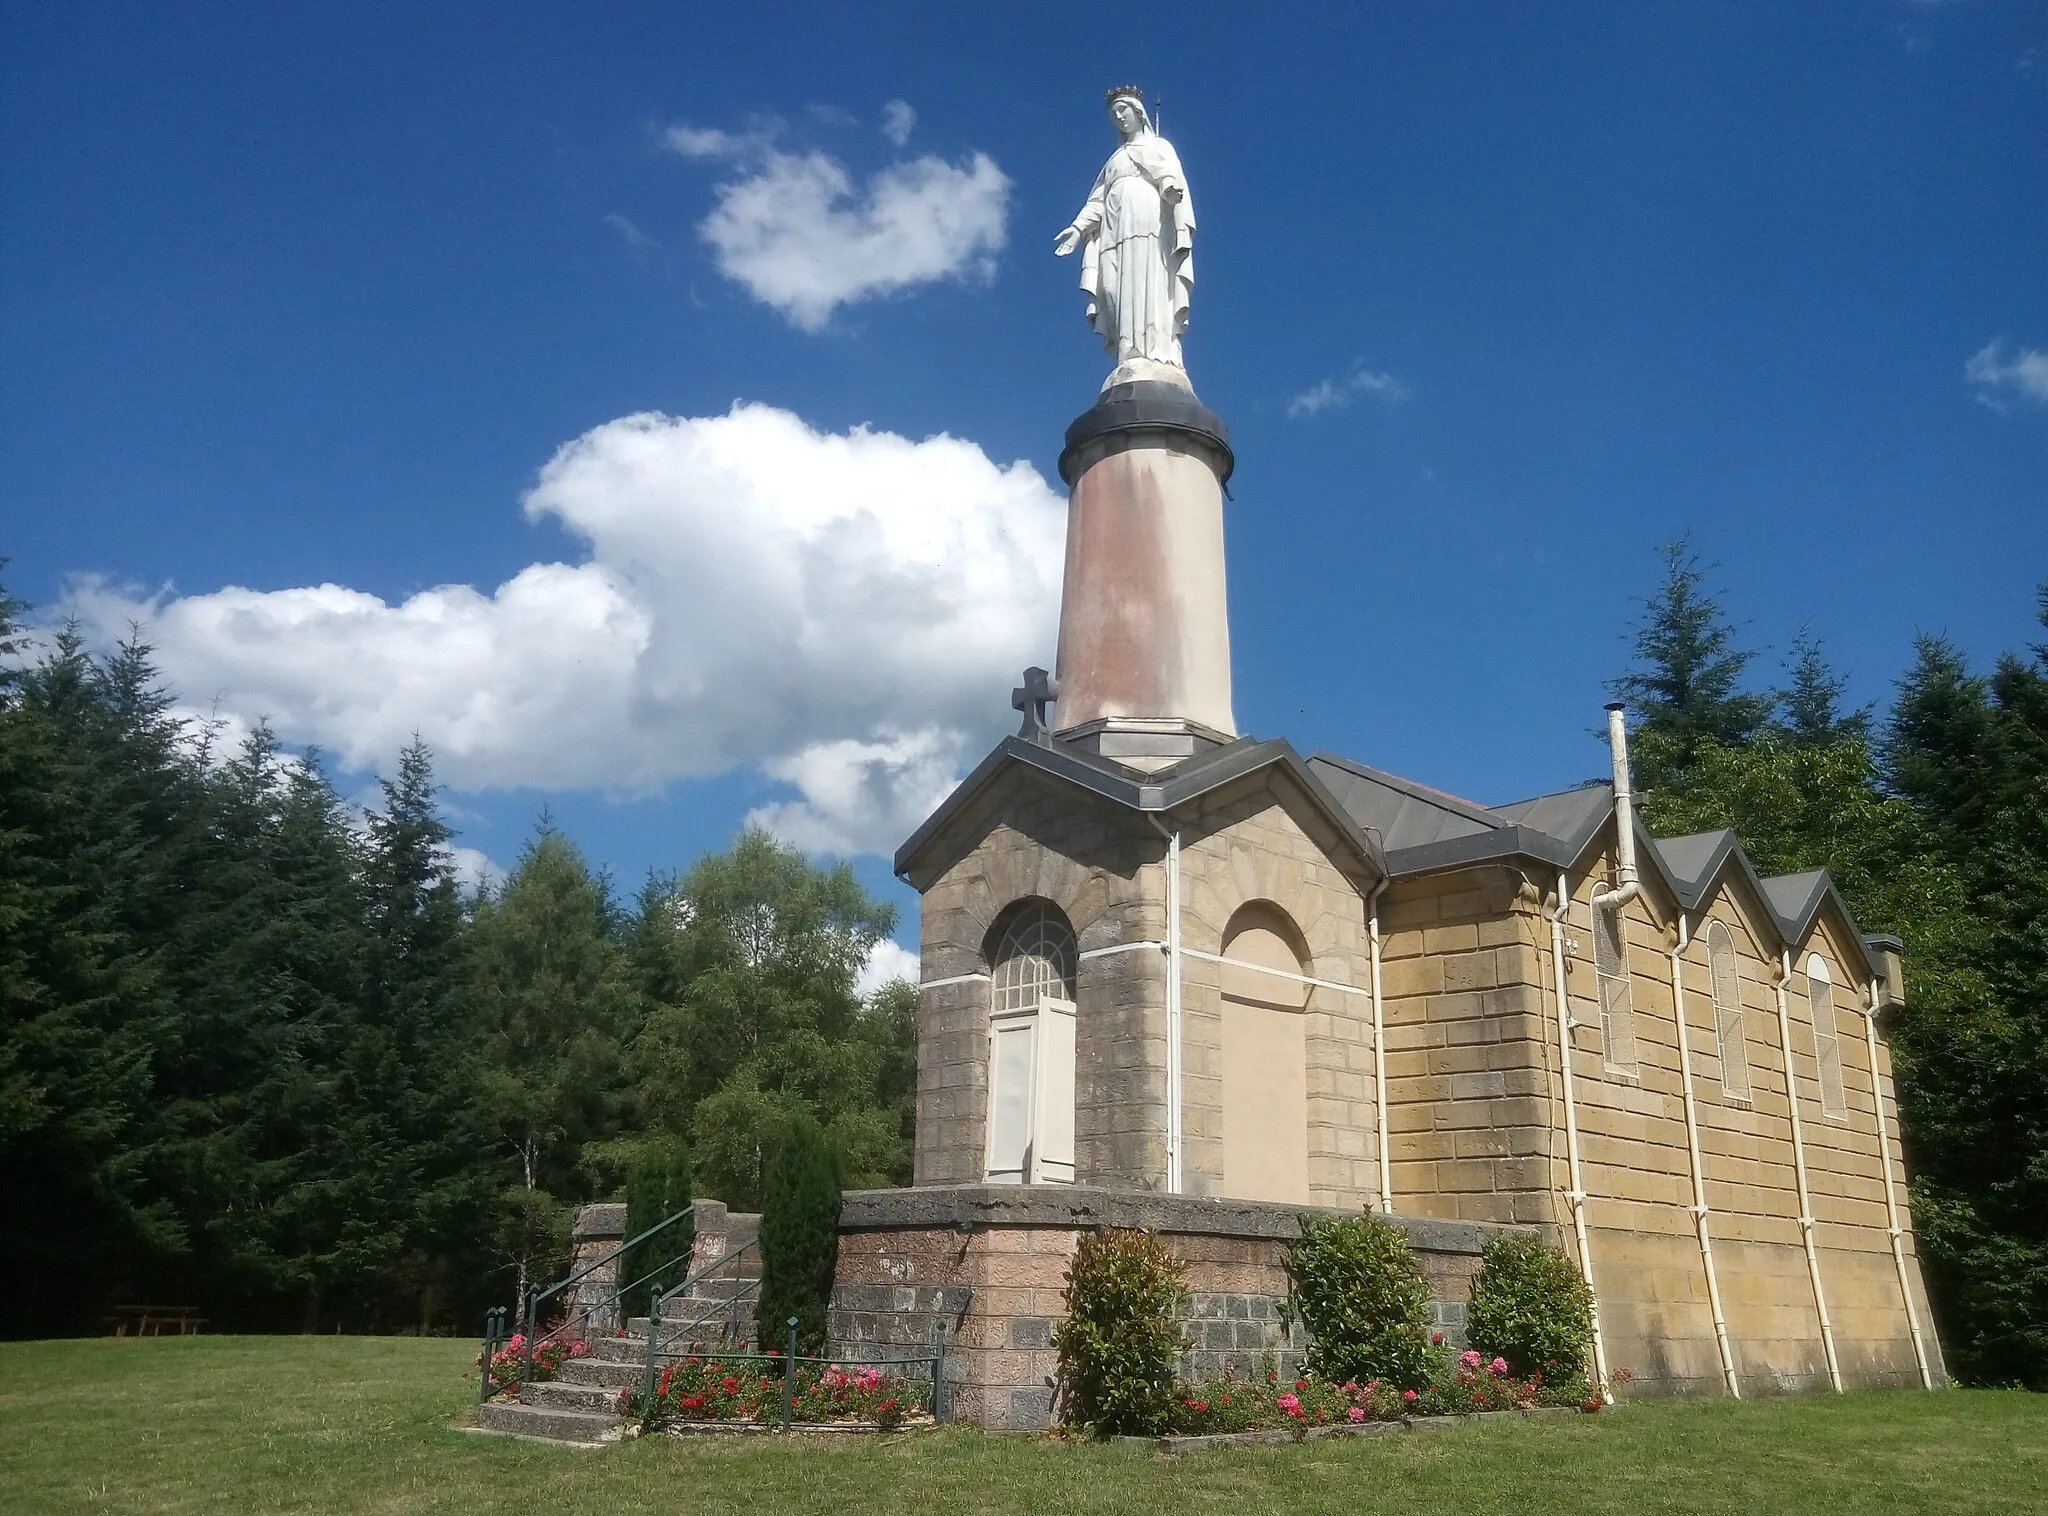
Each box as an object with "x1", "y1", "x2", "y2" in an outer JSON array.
[
  {"x1": 521, "y1": 1203, "x2": 696, "y2": 1387},
  {"x1": 639, "y1": 1237, "x2": 762, "y2": 1408}
]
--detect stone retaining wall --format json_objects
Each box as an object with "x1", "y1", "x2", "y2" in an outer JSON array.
[{"x1": 830, "y1": 1184, "x2": 1525, "y2": 1430}]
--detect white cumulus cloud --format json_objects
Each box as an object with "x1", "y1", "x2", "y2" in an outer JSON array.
[
  {"x1": 1966, "y1": 339, "x2": 2048, "y2": 413},
  {"x1": 1286, "y1": 366, "x2": 1408, "y2": 419},
  {"x1": 66, "y1": 404, "x2": 1065, "y2": 854},
  {"x1": 664, "y1": 117, "x2": 1009, "y2": 330},
  {"x1": 856, "y1": 937, "x2": 921, "y2": 999},
  {"x1": 880, "y1": 99, "x2": 916, "y2": 147}
]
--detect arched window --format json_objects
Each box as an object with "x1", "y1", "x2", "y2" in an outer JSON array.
[
  {"x1": 993, "y1": 903, "x2": 1076, "y2": 1013},
  {"x1": 1706, "y1": 921, "x2": 1751, "y2": 1104},
  {"x1": 1218, "y1": 903, "x2": 1311, "y2": 1204},
  {"x1": 1592, "y1": 901, "x2": 1639, "y2": 1077},
  {"x1": 984, "y1": 902, "x2": 1077, "y2": 1186},
  {"x1": 1806, "y1": 953, "x2": 1848, "y2": 1121}
]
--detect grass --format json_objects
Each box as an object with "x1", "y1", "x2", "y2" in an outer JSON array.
[{"x1": 0, "y1": 1336, "x2": 2043, "y2": 1515}]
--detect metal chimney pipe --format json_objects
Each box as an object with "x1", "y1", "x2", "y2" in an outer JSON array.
[{"x1": 1594, "y1": 702, "x2": 1642, "y2": 910}]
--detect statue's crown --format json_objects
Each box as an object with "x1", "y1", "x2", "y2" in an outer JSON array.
[{"x1": 1104, "y1": 84, "x2": 1145, "y2": 108}]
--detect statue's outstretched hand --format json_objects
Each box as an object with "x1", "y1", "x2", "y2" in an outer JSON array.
[{"x1": 1053, "y1": 226, "x2": 1081, "y2": 257}]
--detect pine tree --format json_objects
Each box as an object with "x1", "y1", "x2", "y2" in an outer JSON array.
[
  {"x1": 353, "y1": 738, "x2": 493, "y2": 1331},
  {"x1": 1777, "y1": 626, "x2": 1872, "y2": 747},
  {"x1": 1881, "y1": 596, "x2": 2048, "y2": 1387},
  {"x1": 2, "y1": 624, "x2": 192, "y2": 1333},
  {"x1": 755, "y1": 1109, "x2": 842, "y2": 1358},
  {"x1": 1611, "y1": 535, "x2": 1774, "y2": 787}
]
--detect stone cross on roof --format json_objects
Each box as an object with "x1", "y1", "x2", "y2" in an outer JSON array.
[{"x1": 1012, "y1": 666, "x2": 1059, "y2": 741}]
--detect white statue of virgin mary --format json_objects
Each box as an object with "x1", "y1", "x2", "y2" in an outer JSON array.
[{"x1": 1054, "y1": 87, "x2": 1196, "y2": 388}]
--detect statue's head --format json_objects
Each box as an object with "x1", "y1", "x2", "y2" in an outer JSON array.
[{"x1": 1104, "y1": 86, "x2": 1149, "y2": 137}]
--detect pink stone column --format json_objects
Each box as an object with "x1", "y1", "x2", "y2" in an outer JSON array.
[{"x1": 1051, "y1": 382, "x2": 1238, "y2": 744}]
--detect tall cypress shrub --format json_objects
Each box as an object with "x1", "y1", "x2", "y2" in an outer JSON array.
[
  {"x1": 756, "y1": 1111, "x2": 842, "y2": 1357},
  {"x1": 621, "y1": 1137, "x2": 694, "y2": 1322}
]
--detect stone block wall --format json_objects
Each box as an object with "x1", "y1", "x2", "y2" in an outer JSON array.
[
  {"x1": 1172, "y1": 774, "x2": 1381, "y2": 1207},
  {"x1": 1377, "y1": 864, "x2": 1561, "y2": 1228},
  {"x1": 830, "y1": 1185, "x2": 1511, "y2": 1430},
  {"x1": 909, "y1": 767, "x2": 1166, "y2": 1189},
  {"x1": 1548, "y1": 845, "x2": 1941, "y2": 1393}
]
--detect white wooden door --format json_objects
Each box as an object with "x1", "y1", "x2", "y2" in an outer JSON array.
[{"x1": 985, "y1": 1011, "x2": 1037, "y2": 1184}]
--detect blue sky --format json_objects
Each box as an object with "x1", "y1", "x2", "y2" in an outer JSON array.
[{"x1": 5, "y1": 1, "x2": 2044, "y2": 968}]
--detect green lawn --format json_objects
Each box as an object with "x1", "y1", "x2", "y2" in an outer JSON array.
[{"x1": 0, "y1": 1336, "x2": 2042, "y2": 1515}]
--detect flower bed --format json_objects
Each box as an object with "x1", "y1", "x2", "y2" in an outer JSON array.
[
  {"x1": 627, "y1": 1356, "x2": 933, "y2": 1430},
  {"x1": 1165, "y1": 1348, "x2": 1596, "y2": 1437},
  {"x1": 479, "y1": 1330, "x2": 591, "y2": 1399}
]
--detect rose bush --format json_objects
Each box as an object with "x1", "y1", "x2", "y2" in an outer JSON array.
[
  {"x1": 478, "y1": 1329, "x2": 591, "y2": 1399},
  {"x1": 629, "y1": 1356, "x2": 932, "y2": 1427},
  {"x1": 1163, "y1": 1346, "x2": 1594, "y2": 1437}
]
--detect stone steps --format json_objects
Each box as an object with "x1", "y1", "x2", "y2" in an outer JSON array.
[
  {"x1": 524, "y1": 1377, "x2": 627, "y2": 1414},
  {"x1": 477, "y1": 1399, "x2": 623, "y2": 1444}
]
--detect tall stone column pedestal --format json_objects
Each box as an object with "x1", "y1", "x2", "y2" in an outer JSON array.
[{"x1": 1052, "y1": 381, "x2": 1237, "y2": 768}]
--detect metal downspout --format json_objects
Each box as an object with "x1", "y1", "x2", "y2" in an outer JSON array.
[
  {"x1": 1864, "y1": 979, "x2": 1935, "y2": 1389},
  {"x1": 1671, "y1": 914, "x2": 1741, "y2": 1397},
  {"x1": 1368, "y1": 877, "x2": 1394, "y2": 1214},
  {"x1": 1775, "y1": 949, "x2": 1843, "y2": 1392},
  {"x1": 1551, "y1": 869, "x2": 1610, "y2": 1400},
  {"x1": 1148, "y1": 816, "x2": 1184, "y2": 1195}
]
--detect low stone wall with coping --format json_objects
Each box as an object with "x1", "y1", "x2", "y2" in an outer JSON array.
[{"x1": 830, "y1": 1184, "x2": 1535, "y2": 1430}]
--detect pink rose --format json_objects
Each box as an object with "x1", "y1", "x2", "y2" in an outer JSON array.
[
  {"x1": 1402, "y1": 1389, "x2": 1418, "y2": 1404},
  {"x1": 1461, "y1": 1350, "x2": 1483, "y2": 1369},
  {"x1": 1348, "y1": 1406, "x2": 1366, "y2": 1423},
  {"x1": 1490, "y1": 1357, "x2": 1509, "y2": 1375},
  {"x1": 1277, "y1": 1392, "x2": 1300, "y2": 1412}
]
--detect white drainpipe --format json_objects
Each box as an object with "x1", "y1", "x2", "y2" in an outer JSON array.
[
  {"x1": 1671, "y1": 913, "x2": 1741, "y2": 1397},
  {"x1": 1148, "y1": 817, "x2": 1184, "y2": 1195},
  {"x1": 1550, "y1": 868, "x2": 1610, "y2": 1400},
  {"x1": 1774, "y1": 948, "x2": 1844, "y2": 1392},
  {"x1": 1367, "y1": 876, "x2": 1394, "y2": 1214},
  {"x1": 1591, "y1": 703, "x2": 1643, "y2": 914},
  {"x1": 1863, "y1": 979, "x2": 1935, "y2": 1389}
]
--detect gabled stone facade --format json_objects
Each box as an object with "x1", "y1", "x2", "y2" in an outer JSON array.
[{"x1": 855, "y1": 732, "x2": 1944, "y2": 1424}]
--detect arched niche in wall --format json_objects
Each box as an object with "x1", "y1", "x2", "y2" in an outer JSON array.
[
  {"x1": 981, "y1": 899, "x2": 1078, "y2": 1185},
  {"x1": 1218, "y1": 901, "x2": 1312, "y2": 1203}
]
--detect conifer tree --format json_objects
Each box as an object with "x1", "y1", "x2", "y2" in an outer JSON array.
[
  {"x1": 1776, "y1": 626, "x2": 1872, "y2": 747},
  {"x1": 621, "y1": 1135, "x2": 694, "y2": 1320},
  {"x1": 1611, "y1": 535, "x2": 1775, "y2": 787},
  {"x1": 1881, "y1": 599, "x2": 2048, "y2": 1387},
  {"x1": 756, "y1": 1109, "x2": 841, "y2": 1357}
]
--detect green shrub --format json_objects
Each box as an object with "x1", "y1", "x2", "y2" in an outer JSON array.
[
  {"x1": 756, "y1": 1110, "x2": 843, "y2": 1357},
  {"x1": 620, "y1": 1136, "x2": 694, "y2": 1321},
  {"x1": 1051, "y1": 1229, "x2": 1187, "y2": 1435},
  {"x1": 1465, "y1": 1233, "x2": 1595, "y2": 1380},
  {"x1": 1284, "y1": 1212, "x2": 1433, "y2": 1389}
]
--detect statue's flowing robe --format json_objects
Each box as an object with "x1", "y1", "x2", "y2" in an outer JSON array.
[{"x1": 1068, "y1": 132, "x2": 1195, "y2": 367}]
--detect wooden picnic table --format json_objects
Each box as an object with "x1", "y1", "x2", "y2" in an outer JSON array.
[{"x1": 103, "y1": 1304, "x2": 206, "y2": 1336}]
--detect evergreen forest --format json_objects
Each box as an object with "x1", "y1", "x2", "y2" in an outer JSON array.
[
  {"x1": 0, "y1": 578, "x2": 915, "y2": 1337},
  {"x1": 2, "y1": 557, "x2": 2043, "y2": 1389}
]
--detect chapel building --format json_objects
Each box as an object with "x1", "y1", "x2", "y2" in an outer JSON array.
[{"x1": 865, "y1": 374, "x2": 1942, "y2": 1417}]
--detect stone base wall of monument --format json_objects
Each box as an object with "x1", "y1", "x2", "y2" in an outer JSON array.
[{"x1": 829, "y1": 1185, "x2": 1512, "y2": 1431}]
